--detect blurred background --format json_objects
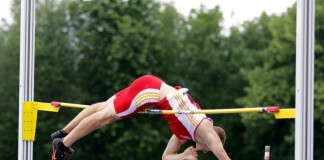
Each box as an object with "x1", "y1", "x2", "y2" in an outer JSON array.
[{"x1": 0, "y1": 0, "x2": 323, "y2": 159}]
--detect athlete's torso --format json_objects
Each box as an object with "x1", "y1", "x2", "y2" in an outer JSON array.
[{"x1": 157, "y1": 87, "x2": 207, "y2": 141}]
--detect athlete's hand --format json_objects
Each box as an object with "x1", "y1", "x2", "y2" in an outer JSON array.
[{"x1": 182, "y1": 146, "x2": 198, "y2": 160}]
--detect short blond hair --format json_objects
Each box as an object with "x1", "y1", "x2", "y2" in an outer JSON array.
[{"x1": 213, "y1": 126, "x2": 226, "y2": 145}]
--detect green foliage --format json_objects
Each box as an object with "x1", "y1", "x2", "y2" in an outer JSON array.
[
  {"x1": 314, "y1": 0, "x2": 324, "y2": 159},
  {"x1": 0, "y1": 4, "x2": 20, "y2": 158},
  {"x1": 235, "y1": 5, "x2": 296, "y2": 159},
  {"x1": 2, "y1": 0, "x2": 324, "y2": 159}
]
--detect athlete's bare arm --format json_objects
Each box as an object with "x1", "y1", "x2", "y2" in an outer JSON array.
[
  {"x1": 195, "y1": 120, "x2": 231, "y2": 160},
  {"x1": 162, "y1": 135, "x2": 198, "y2": 160}
]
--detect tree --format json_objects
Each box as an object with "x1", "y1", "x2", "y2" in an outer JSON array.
[
  {"x1": 5, "y1": 0, "x2": 324, "y2": 159},
  {"x1": 313, "y1": 0, "x2": 324, "y2": 159},
  {"x1": 0, "y1": 1, "x2": 21, "y2": 159},
  {"x1": 64, "y1": 0, "x2": 179, "y2": 159},
  {"x1": 235, "y1": 5, "x2": 296, "y2": 159}
]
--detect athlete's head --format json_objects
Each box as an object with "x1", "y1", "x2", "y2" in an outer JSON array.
[
  {"x1": 213, "y1": 126, "x2": 226, "y2": 145},
  {"x1": 195, "y1": 126, "x2": 226, "y2": 153}
]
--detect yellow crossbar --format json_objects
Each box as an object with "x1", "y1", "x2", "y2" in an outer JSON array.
[
  {"x1": 22, "y1": 101, "x2": 295, "y2": 141},
  {"x1": 51, "y1": 101, "x2": 295, "y2": 119}
]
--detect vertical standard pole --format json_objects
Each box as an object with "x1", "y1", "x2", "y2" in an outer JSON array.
[
  {"x1": 19, "y1": 0, "x2": 36, "y2": 160},
  {"x1": 295, "y1": 0, "x2": 315, "y2": 159}
]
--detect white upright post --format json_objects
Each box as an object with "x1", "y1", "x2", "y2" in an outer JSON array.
[
  {"x1": 18, "y1": 0, "x2": 36, "y2": 160},
  {"x1": 295, "y1": 0, "x2": 315, "y2": 160}
]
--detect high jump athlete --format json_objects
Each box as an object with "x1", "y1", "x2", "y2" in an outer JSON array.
[{"x1": 51, "y1": 75, "x2": 231, "y2": 160}]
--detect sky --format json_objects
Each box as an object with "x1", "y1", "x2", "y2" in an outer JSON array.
[
  {"x1": 0, "y1": 0, "x2": 296, "y2": 30},
  {"x1": 0, "y1": 0, "x2": 12, "y2": 22},
  {"x1": 159, "y1": 0, "x2": 296, "y2": 30}
]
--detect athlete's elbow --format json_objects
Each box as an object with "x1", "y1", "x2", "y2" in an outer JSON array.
[
  {"x1": 162, "y1": 153, "x2": 179, "y2": 160},
  {"x1": 162, "y1": 154, "x2": 170, "y2": 160},
  {"x1": 162, "y1": 152, "x2": 169, "y2": 160},
  {"x1": 210, "y1": 145, "x2": 231, "y2": 160}
]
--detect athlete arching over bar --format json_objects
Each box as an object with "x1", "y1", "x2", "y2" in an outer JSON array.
[{"x1": 51, "y1": 75, "x2": 231, "y2": 160}]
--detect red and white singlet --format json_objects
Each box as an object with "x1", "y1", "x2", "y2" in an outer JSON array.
[
  {"x1": 113, "y1": 75, "x2": 163, "y2": 118},
  {"x1": 113, "y1": 75, "x2": 208, "y2": 141},
  {"x1": 157, "y1": 87, "x2": 208, "y2": 141}
]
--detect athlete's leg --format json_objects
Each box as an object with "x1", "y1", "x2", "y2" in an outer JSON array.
[
  {"x1": 62, "y1": 98, "x2": 119, "y2": 147},
  {"x1": 52, "y1": 95, "x2": 123, "y2": 160},
  {"x1": 54, "y1": 75, "x2": 168, "y2": 146},
  {"x1": 62, "y1": 96, "x2": 115, "y2": 133}
]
